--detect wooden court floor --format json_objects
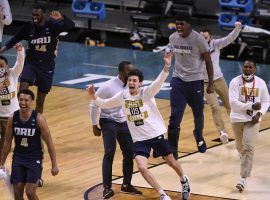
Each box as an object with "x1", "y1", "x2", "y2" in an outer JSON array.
[{"x1": 0, "y1": 86, "x2": 269, "y2": 200}]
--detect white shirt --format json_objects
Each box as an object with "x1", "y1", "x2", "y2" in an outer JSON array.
[
  {"x1": 0, "y1": 0, "x2": 12, "y2": 43},
  {"x1": 229, "y1": 75, "x2": 270, "y2": 122},
  {"x1": 90, "y1": 76, "x2": 126, "y2": 125},
  {"x1": 0, "y1": 49, "x2": 25, "y2": 117},
  {"x1": 93, "y1": 70, "x2": 169, "y2": 142},
  {"x1": 204, "y1": 27, "x2": 241, "y2": 81}
]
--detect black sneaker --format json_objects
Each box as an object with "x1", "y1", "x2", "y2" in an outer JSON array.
[
  {"x1": 103, "y1": 188, "x2": 114, "y2": 199},
  {"x1": 37, "y1": 179, "x2": 43, "y2": 187},
  {"x1": 197, "y1": 139, "x2": 207, "y2": 153},
  {"x1": 121, "y1": 184, "x2": 142, "y2": 195}
]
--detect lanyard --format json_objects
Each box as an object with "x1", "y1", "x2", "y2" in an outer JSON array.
[{"x1": 242, "y1": 77, "x2": 255, "y2": 102}]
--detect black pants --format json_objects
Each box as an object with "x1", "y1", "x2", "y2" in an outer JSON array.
[{"x1": 100, "y1": 118, "x2": 134, "y2": 189}]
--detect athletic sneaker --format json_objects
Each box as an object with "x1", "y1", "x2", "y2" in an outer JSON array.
[
  {"x1": 220, "y1": 131, "x2": 229, "y2": 144},
  {"x1": 37, "y1": 179, "x2": 43, "y2": 187},
  {"x1": 181, "y1": 175, "x2": 191, "y2": 200},
  {"x1": 121, "y1": 184, "x2": 142, "y2": 195},
  {"x1": 236, "y1": 178, "x2": 246, "y2": 192},
  {"x1": 160, "y1": 194, "x2": 171, "y2": 200},
  {"x1": 103, "y1": 188, "x2": 114, "y2": 199},
  {"x1": 197, "y1": 139, "x2": 207, "y2": 153}
]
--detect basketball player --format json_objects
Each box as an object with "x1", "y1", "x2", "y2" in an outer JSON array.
[
  {"x1": 0, "y1": 5, "x2": 75, "y2": 114},
  {"x1": 0, "y1": 43, "x2": 25, "y2": 161},
  {"x1": 87, "y1": 52, "x2": 191, "y2": 200},
  {"x1": 168, "y1": 13, "x2": 214, "y2": 159},
  {"x1": 199, "y1": 21, "x2": 242, "y2": 144},
  {"x1": 229, "y1": 59, "x2": 269, "y2": 191},
  {"x1": 0, "y1": 89, "x2": 59, "y2": 200},
  {"x1": 90, "y1": 61, "x2": 142, "y2": 199}
]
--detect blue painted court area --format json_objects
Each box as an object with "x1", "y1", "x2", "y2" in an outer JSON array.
[{"x1": 3, "y1": 40, "x2": 270, "y2": 100}]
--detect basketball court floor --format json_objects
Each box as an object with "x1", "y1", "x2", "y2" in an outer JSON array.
[{"x1": 0, "y1": 39, "x2": 270, "y2": 200}]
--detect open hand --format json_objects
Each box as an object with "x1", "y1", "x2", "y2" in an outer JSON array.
[{"x1": 50, "y1": 11, "x2": 63, "y2": 20}]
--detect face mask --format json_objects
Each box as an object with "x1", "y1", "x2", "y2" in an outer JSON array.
[{"x1": 242, "y1": 73, "x2": 254, "y2": 81}]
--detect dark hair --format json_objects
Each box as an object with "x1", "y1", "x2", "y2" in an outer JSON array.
[
  {"x1": 127, "y1": 69, "x2": 144, "y2": 82},
  {"x1": 33, "y1": 4, "x2": 46, "y2": 13},
  {"x1": 199, "y1": 27, "x2": 212, "y2": 35},
  {"x1": 118, "y1": 61, "x2": 131, "y2": 73},
  {"x1": 245, "y1": 58, "x2": 257, "y2": 68},
  {"x1": 17, "y1": 89, "x2": 35, "y2": 100},
  {"x1": 0, "y1": 56, "x2": 8, "y2": 65},
  {"x1": 175, "y1": 13, "x2": 191, "y2": 23}
]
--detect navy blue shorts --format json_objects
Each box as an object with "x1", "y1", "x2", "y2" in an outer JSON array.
[
  {"x1": 10, "y1": 157, "x2": 43, "y2": 184},
  {"x1": 133, "y1": 135, "x2": 172, "y2": 159},
  {"x1": 20, "y1": 62, "x2": 55, "y2": 94}
]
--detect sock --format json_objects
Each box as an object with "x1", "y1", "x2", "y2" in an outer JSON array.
[
  {"x1": 159, "y1": 189, "x2": 166, "y2": 196},
  {"x1": 180, "y1": 175, "x2": 186, "y2": 183}
]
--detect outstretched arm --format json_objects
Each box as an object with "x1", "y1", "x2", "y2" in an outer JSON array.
[
  {"x1": 87, "y1": 85, "x2": 122, "y2": 109},
  {"x1": 37, "y1": 114, "x2": 59, "y2": 176}
]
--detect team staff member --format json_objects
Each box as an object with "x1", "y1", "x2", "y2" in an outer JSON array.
[
  {"x1": 0, "y1": 89, "x2": 59, "y2": 200},
  {"x1": 229, "y1": 59, "x2": 269, "y2": 192},
  {"x1": 0, "y1": 5, "x2": 75, "y2": 114}
]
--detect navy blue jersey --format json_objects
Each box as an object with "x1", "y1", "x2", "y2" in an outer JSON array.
[
  {"x1": 12, "y1": 110, "x2": 43, "y2": 160},
  {"x1": 5, "y1": 16, "x2": 74, "y2": 67}
]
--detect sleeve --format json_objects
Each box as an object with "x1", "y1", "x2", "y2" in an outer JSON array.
[
  {"x1": 89, "y1": 85, "x2": 108, "y2": 125},
  {"x1": 52, "y1": 15, "x2": 75, "y2": 35},
  {"x1": 5, "y1": 24, "x2": 29, "y2": 50},
  {"x1": 259, "y1": 81, "x2": 270, "y2": 115},
  {"x1": 143, "y1": 70, "x2": 169, "y2": 99},
  {"x1": 229, "y1": 78, "x2": 253, "y2": 111},
  {"x1": 197, "y1": 35, "x2": 210, "y2": 54},
  {"x1": 93, "y1": 92, "x2": 122, "y2": 109},
  {"x1": 214, "y1": 28, "x2": 241, "y2": 50},
  {"x1": 2, "y1": 0, "x2": 12, "y2": 25},
  {"x1": 10, "y1": 48, "x2": 25, "y2": 77}
]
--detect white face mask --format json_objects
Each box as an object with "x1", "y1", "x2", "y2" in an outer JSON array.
[{"x1": 242, "y1": 73, "x2": 254, "y2": 81}]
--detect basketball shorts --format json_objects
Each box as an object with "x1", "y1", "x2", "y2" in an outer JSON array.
[
  {"x1": 133, "y1": 135, "x2": 172, "y2": 158},
  {"x1": 10, "y1": 157, "x2": 43, "y2": 184},
  {"x1": 20, "y1": 62, "x2": 55, "y2": 94}
]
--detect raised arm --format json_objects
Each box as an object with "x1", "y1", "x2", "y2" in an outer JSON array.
[
  {"x1": 214, "y1": 22, "x2": 242, "y2": 50},
  {"x1": 0, "y1": 115, "x2": 14, "y2": 169},
  {"x1": 37, "y1": 114, "x2": 59, "y2": 176},
  {"x1": 11, "y1": 43, "x2": 25, "y2": 77},
  {"x1": 144, "y1": 52, "x2": 172, "y2": 98},
  {"x1": 50, "y1": 11, "x2": 75, "y2": 34}
]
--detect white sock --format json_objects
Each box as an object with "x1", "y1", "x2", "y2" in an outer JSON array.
[{"x1": 159, "y1": 189, "x2": 166, "y2": 196}]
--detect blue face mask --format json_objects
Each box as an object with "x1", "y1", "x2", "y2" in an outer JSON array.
[{"x1": 242, "y1": 73, "x2": 254, "y2": 81}]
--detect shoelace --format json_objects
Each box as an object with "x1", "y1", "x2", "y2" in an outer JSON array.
[{"x1": 182, "y1": 181, "x2": 190, "y2": 192}]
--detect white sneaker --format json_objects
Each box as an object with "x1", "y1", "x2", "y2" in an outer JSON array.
[
  {"x1": 160, "y1": 194, "x2": 171, "y2": 200},
  {"x1": 236, "y1": 178, "x2": 246, "y2": 192},
  {"x1": 220, "y1": 131, "x2": 229, "y2": 144}
]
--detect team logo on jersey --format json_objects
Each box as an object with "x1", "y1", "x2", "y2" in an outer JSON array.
[
  {"x1": 173, "y1": 45, "x2": 192, "y2": 54},
  {"x1": 14, "y1": 127, "x2": 36, "y2": 136},
  {"x1": 125, "y1": 99, "x2": 148, "y2": 126},
  {"x1": 30, "y1": 36, "x2": 51, "y2": 44}
]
